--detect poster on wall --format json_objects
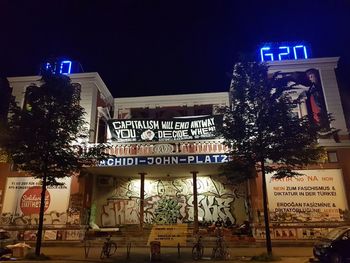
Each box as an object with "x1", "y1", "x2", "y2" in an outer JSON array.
[
  {"x1": 278, "y1": 68, "x2": 328, "y2": 125},
  {"x1": 266, "y1": 169, "x2": 348, "y2": 222},
  {"x1": 1, "y1": 177, "x2": 71, "y2": 226}
]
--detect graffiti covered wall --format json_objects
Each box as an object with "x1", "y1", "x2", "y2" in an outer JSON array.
[{"x1": 95, "y1": 175, "x2": 247, "y2": 227}]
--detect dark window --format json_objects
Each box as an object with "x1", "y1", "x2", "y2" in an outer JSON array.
[{"x1": 97, "y1": 119, "x2": 107, "y2": 143}]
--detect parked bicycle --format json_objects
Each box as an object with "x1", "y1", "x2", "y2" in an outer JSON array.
[
  {"x1": 192, "y1": 235, "x2": 204, "y2": 260},
  {"x1": 100, "y1": 235, "x2": 117, "y2": 259},
  {"x1": 212, "y1": 230, "x2": 228, "y2": 260}
]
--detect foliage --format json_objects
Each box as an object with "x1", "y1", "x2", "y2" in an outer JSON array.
[
  {"x1": 0, "y1": 77, "x2": 13, "y2": 162},
  {"x1": 0, "y1": 72, "x2": 107, "y2": 183},
  {"x1": 218, "y1": 61, "x2": 328, "y2": 182},
  {"x1": 0, "y1": 77, "x2": 12, "y2": 125},
  {"x1": 0, "y1": 72, "x2": 109, "y2": 255}
]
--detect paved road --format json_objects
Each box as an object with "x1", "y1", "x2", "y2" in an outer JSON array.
[{"x1": 16, "y1": 245, "x2": 314, "y2": 262}]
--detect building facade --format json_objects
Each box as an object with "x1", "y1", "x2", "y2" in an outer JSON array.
[{"x1": 1, "y1": 57, "x2": 349, "y2": 244}]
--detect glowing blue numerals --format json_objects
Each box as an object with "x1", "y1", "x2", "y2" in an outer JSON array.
[
  {"x1": 259, "y1": 44, "x2": 309, "y2": 62},
  {"x1": 44, "y1": 60, "x2": 73, "y2": 74},
  {"x1": 59, "y1": 60, "x2": 72, "y2": 74},
  {"x1": 293, "y1": 45, "x2": 308, "y2": 59},
  {"x1": 260, "y1": 47, "x2": 274, "y2": 62},
  {"x1": 45, "y1": 62, "x2": 53, "y2": 71},
  {"x1": 278, "y1": 46, "x2": 290, "y2": 60}
]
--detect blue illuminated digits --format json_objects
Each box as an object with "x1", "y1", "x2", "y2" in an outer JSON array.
[
  {"x1": 45, "y1": 62, "x2": 54, "y2": 73},
  {"x1": 293, "y1": 45, "x2": 308, "y2": 59},
  {"x1": 41, "y1": 59, "x2": 77, "y2": 74},
  {"x1": 278, "y1": 46, "x2": 290, "y2": 60},
  {"x1": 59, "y1": 60, "x2": 72, "y2": 74},
  {"x1": 258, "y1": 43, "x2": 310, "y2": 61},
  {"x1": 260, "y1": 47, "x2": 274, "y2": 62}
]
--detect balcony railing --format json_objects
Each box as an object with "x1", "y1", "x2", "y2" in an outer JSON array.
[{"x1": 78, "y1": 139, "x2": 228, "y2": 158}]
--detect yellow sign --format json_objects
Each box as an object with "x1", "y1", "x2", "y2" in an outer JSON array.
[{"x1": 147, "y1": 224, "x2": 188, "y2": 246}]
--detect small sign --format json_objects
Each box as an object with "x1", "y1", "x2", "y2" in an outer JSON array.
[
  {"x1": 20, "y1": 186, "x2": 50, "y2": 215},
  {"x1": 99, "y1": 154, "x2": 229, "y2": 166},
  {"x1": 147, "y1": 224, "x2": 188, "y2": 246}
]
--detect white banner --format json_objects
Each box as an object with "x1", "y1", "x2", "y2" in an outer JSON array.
[
  {"x1": 2, "y1": 177, "x2": 71, "y2": 216},
  {"x1": 266, "y1": 169, "x2": 348, "y2": 222},
  {"x1": 107, "y1": 116, "x2": 223, "y2": 142}
]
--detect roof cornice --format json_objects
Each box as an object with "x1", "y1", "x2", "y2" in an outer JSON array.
[
  {"x1": 267, "y1": 57, "x2": 339, "y2": 72},
  {"x1": 114, "y1": 92, "x2": 230, "y2": 108},
  {"x1": 8, "y1": 72, "x2": 114, "y2": 106}
]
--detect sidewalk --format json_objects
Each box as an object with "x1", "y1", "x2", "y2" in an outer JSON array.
[{"x1": 17, "y1": 245, "x2": 314, "y2": 263}]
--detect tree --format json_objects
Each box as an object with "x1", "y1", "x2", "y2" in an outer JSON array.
[
  {"x1": 0, "y1": 77, "x2": 12, "y2": 124},
  {"x1": 0, "y1": 77, "x2": 13, "y2": 162},
  {"x1": 218, "y1": 62, "x2": 328, "y2": 256},
  {"x1": 0, "y1": 72, "x2": 105, "y2": 256}
]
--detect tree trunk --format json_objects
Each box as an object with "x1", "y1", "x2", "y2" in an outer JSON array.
[
  {"x1": 139, "y1": 172, "x2": 145, "y2": 231},
  {"x1": 246, "y1": 177, "x2": 253, "y2": 222},
  {"x1": 35, "y1": 172, "x2": 47, "y2": 256},
  {"x1": 261, "y1": 159, "x2": 272, "y2": 256}
]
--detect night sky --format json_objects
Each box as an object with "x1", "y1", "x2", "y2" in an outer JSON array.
[{"x1": 1, "y1": 1, "x2": 350, "y2": 98}]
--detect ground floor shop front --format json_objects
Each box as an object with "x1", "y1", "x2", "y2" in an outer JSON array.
[{"x1": 0, "y1": 160, "x2": 350, "y2": 245}]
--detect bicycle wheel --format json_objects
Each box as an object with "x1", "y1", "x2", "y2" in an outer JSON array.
[
  {"x1": 100, "y1": 243, "x2": 110, "y2": 259},
  {"x1": 212, "y1": 246, "x2": 225, "y2": 260},
  {"x1": 192, "y1": 244, "x2": 203, "y2": 260},
  {"x1": 217, "y1": 247, "x2": 225, "y2": 259},
  {"x1": 108, "y1": 242, "x2": 117, "y2": 257}
]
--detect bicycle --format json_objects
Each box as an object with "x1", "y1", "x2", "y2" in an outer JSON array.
[
  {"x1": 100, "y1": 235, "x2": 117, "y2": 259},
  {"x1": 192, "y1": 235, "x2": 204, "y2": 260},
  {"x1": 211, "y1": 230, "x2": 228, "y2": 260}
]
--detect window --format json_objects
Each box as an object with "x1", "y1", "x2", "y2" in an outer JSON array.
[
  {"x1": 327, "y1": 151, "x2": 338, "y2": 163},
  {"x1": 97, "y1": 119, "x2": 107, "y2": 143}
]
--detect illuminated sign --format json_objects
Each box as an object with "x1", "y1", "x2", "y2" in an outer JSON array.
[
  {"x1": 107, "y1": 116, "x2": 223, "y2": 142},
  {"x1": 266, "y1": 169, "x2": 348, "y2": 222},
  {"x1": 259, "y1": 43, "x2": 310, "y2": 62},
  {"x1": 40, "y1": 59, "x2": 81, "y2": 75},
  {"x1": 45, "y1": 60, "x2": 72, "y2": 74},
  {"x1": 99, "y1": 154, "x2": 228, "y2": 166}
]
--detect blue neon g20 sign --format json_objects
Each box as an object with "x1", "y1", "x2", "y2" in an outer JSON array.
[
  {"x1": 45, "y1": 60, "x2": 72, "y2": 74},
  {"x1": 259, "y1": 43, "x2": 310, "y2": 62},
  {"x1": 41, "y1": 58, "x2": 82, "y2": 75}
]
